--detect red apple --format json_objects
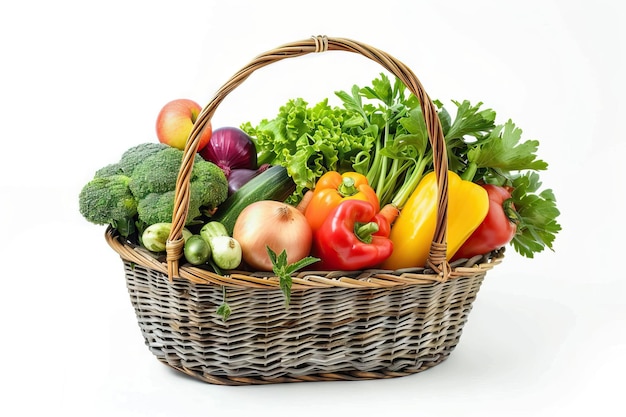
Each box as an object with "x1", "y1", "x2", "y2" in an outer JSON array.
[{"x1": 155, "y1": 98, "x2": 212, "y2": 150}]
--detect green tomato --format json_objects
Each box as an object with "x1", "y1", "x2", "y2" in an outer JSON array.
[{"x1": 184, "y1": 235, "x2": 211, "y2": 265}]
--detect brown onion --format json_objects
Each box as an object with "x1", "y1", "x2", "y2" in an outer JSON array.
[{"x1": 233, "y1": 200, "x2": 312, "y2": 271}]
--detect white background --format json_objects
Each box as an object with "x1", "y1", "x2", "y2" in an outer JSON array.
[{"x1": 1, "y1": 0, "x2": 624, "y2": 416}]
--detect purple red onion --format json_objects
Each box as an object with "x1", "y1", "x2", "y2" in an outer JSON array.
[{"x1": 199, "y1": 127, "x2": 257, "y2": 178}]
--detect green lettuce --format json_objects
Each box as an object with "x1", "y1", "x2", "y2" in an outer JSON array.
[{"x1": 241, "y1": 98, "x2": 377, "y2": 201}]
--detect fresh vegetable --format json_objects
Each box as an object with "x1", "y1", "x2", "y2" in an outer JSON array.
[
  {"x1": 295, "y1": 189, "x2": 314, "y2": 214},
  {"x1": 460, "y1": 120, "x2": 548, "y2": 183},
  {"x1": 334, "y1": 74, "x2": 436, "y2": 209},
  {"x1": 79, "y1": 143, "x2": 229, "y2": 236},
  {"x1": 211, "y1": 165, "x2": 296, "y2": 235},
  {"x1": 78, "y1": 175, "x2": 138, "y2": 237},
  {"x1": 377, "y1": 203, "x2": 401, "y2": 228},
  {"x1": 200, "y1": 221, "x2": 229, "y2": 243},
  {"x1": 142, "y1": 222, "x2": 192, "y2": 252},
  {"x1": 242, "y1": 98, "x2": 378, "y2": 202},
  {"x1": 453, "y1": 184, "x2": 518, "y2": 260},
  {"x1": 311, "y1": 199, "x2": 393, "y2": 271},
  {"x1": 507, "y1": 172, "x2": 561, "y2": 258},
  {"x1": 210, "y1": 236, "x2": 242, "y2": 270},
  {"x1": 184, "y1": 234, "x2": 211, "y2": 265},
  {"x1": 118, "y1": 142, "x2": 169, "y2": 175},
  {"x1": 199, "y1": 126, "x2": 257, "y2": 178},
  {"x1": 80, "y1": 73, "x2": 561, "y2": 275},
  {"x1": 130, "y1": 146, "x2": 228, "y2": 226},
  {"x1": 243, "y1": 73, "x2": 560, "y2": 259},
  {"x1": 241, "y1": 74, "x2": 496, "y2": 209},
  {"x1": 233, "y1": 200, "x2": 313, "y2": 271},
  {"x1": 199, "y1": 221, "x2": 240, "y2": 268},
  {"x1": 304, "y1": 171, "x2": 380, "y2": 232},
  {"x1": 227, "y1": 163, "x2": 270, "y2": 195},
  {"x1": 95, "y1": 143, "x2": 168, "y2": 178},
  {"x1": 381, "y1": 171, "x2": 489, "y2": 270},
  {"x1": 266, "y1": 246, "x2": 319, "y2": 308}
]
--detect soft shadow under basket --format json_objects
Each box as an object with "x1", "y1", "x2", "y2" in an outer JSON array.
[{"x1": 105, "y1": 36, "x2": 504, "y2": 385}]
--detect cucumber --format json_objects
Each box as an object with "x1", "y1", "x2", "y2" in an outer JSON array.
[
  {"x1": 200, "y1": 221, "x2": 229, "y2": 244},
  {"x1": 211, "y1": 165, "x2": 296, "y2": 235}
]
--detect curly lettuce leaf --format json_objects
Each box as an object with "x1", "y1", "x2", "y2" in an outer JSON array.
[{"x1": 242, "y1": 98, "x2": 377, "y2": 200}]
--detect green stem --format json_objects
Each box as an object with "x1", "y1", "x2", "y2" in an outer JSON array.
[
  {"x1": 338, "y1": 176, "x2": 358, "y2": 197},
  {"x1": 378, "y1": 158, "x2": 400, "y2": 206},
  {"x1": 354, "y1": 221, "x2": 379, "y2": 244},
  {"x1": 391, "y1": 156, "x2": 430, "y2": 209},
  {"x1": 461, "y1": 161, "x2": 478, "y2": 182},
  {"x1": 503, "y1": 198, "x2": 521, "y2": 225},
  {"x1": 376, "y1": 155, "x2": 389, "y2": 200},
  {"x1": 366, "y1": 140, "x2": 382, "y2": 185},
  {"x1": 374, "y1": 118, "x2": 392, "y2": 201}
]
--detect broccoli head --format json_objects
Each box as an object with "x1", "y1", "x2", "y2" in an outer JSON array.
[
  {"x1": 79, "y1": 143, "x2": 228, "y2": 233},
  {"x1": 78, "y1": 174, "x2": 137, "y2": 236},
  {"x1": 129, "y1": 146, "x2": 228, "y2": 225}
]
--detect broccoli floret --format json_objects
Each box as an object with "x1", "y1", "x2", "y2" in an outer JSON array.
[
  {"x1": 130, "y1": 146, "x2": 228, "y2": 225},
  {"x1": 136, "y1": 190, "x2": 204, "y2": 226},
  {"x1": 78, "y1": 174, "x2": 137, "y2": 236},
  {"x1": 129, "y1": 147, "x2": 183, "y2": 199},
  {"x1": 94, "y1": 162, "x2": 123, "y2": 178},
  {"x1": 137, "y1": 191, "x2": 179, "y2": 226},
  {"x1": 190, "y1": 160, "x2": 229, "y2": 211},
  {"x1": 119, "y1": 142, "x2": 169, "y2": 175}
]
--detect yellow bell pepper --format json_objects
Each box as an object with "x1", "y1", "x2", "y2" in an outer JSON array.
[{"x1": 381, "y1": 171, "x2": 489, "y2": 269}]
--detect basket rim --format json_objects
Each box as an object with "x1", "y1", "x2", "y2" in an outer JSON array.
[{"x1": 106, "y1": 226, "x2": 504, "y2": 288}]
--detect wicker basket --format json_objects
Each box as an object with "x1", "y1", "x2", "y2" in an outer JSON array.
[{"x1": 105, "y1": 36, "x2": 504, "y2": 385}]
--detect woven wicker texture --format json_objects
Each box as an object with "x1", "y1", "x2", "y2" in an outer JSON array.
[{"x1": 105, "y1": 36, "x2": 505, "y2": 384}]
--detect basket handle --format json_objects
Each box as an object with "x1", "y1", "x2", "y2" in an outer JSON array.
[{"x1": 165, "y1": 36, "x2": 450, "y2": 280}]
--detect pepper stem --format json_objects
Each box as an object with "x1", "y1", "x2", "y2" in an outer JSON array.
[
  {"x1": 503, "y1": 198, "x2": 521, "y2": 225},
  {"x1": 338, "y1": 177, "x2": 358, "y2": 197},
  {"x1": 354, "y1": 221, "x2": 379, "y2": 244}
]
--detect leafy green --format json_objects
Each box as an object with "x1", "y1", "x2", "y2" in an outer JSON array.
[
  {"x1": 444, "y1": 100, "x2": 497, "y2": 140},
  {"x1": 441, "y1": 100, "x2": 496, "y2": 173},
  {"x1": 266, "y1": 246, "x2": 319, "y2": 308},
  {"x1": 242, "y1": 98, "x2": 377, "y2": 202},
  {"x1": 216, "y1": 286, "x2": 231, "y2": 322},
  {"x1": 509, "y1": 172, "x2": 561, "y2": 257},
  {"x1": 242, "y1": 73, "x2": 561, "y2": 258},
  {"x1": 336, "y1": 74, "x2": 429, "y2": 208},
  {"x1": 464, "y1": 119, "x2": 548, "y2": 182}
]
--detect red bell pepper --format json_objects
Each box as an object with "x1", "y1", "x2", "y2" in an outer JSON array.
[
  {"x1": 311, "y1": 199, "x2": 393, "y2": 270},
  {"x1": 453, "y1": 184, "x2": 518, "y2": 260}
]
